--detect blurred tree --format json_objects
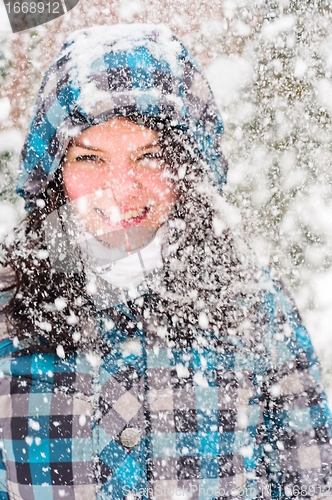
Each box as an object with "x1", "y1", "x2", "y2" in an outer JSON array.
[
  {"x1": 201, "y1": 0, "x2": 332, "y2": 385},
  {"x1": 0, "y1": 35, "x2": 15, "y2": 204},
  {"x1": 203, "y1": 0, "x2": 332, "y2": 296},
  {"x1": 0, "y1": 42, "x2": 10, "y2": 84}
]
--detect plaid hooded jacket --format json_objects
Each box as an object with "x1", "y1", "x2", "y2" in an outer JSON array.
[{"x1": 0, "y1": 24, "x2": 332, "y2": 500}]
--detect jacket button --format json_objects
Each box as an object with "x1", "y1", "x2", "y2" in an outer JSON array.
[{"x1": 120, "y1": 427, "x2": 140, "y2": 448}]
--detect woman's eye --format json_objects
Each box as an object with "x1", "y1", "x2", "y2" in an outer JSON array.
[
  {"x1": 137, "y1": 152, "x2": 163, "y2": 165},
  {"x1": 74, "y1": 154, "x2": 101, "y2": 162}
]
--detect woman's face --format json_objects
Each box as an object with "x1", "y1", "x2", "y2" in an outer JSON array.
[{"x1": 62, "y1": 117, "x2": 177, "y2": 250}]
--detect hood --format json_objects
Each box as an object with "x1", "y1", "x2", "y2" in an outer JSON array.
[{"x1": 17, "y1": 23, "x2": 227, "y2": 211}]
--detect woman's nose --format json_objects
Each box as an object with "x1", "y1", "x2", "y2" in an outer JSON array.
[{"x1": 100, "y1": 158, "x2": 140, "y2": 194}]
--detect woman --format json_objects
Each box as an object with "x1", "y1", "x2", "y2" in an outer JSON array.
[{"x1": 0, "y1": 24, "x2": 331, "y2": 500}]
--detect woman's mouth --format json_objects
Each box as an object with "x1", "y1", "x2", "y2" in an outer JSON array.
[{"x1": 94, "y1": 206, "x2": 150, "y2": 229}]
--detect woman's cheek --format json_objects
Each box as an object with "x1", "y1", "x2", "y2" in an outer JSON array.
[
  {"x1": 144, "y1": 171, "x2": 173, "y2": 199},
  {"x1": 63, "y1": 168, "x2": 103, "y2": 200},
  {"x1": 154, "y1": 180, "x2": 177, "y2": 208}
]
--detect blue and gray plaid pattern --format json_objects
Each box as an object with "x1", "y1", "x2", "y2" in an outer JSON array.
[
  {"x1": 0, "y1": 274, "x2": 331, "y2": 499},
  {"x1": 17, "y1": 24, "x2": 226, "y2": 210}
]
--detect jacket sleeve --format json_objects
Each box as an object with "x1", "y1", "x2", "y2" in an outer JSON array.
[
  {"x1": 0, "y1": 450, "x2": 8, "y2": 500},
  {"x1": 260, "y1": 276, "x2": 332, "y2": 499},
  {"x1": 0, "y1": 268, "x2": 12, "y2": 498}
]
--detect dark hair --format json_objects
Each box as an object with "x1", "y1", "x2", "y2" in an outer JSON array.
[
  {"x1": 0, "y1": 118, "x2": 260, "y2": 353},
  {"x1": 0, "y1": 169, "x2": 96, "y2": 352}
]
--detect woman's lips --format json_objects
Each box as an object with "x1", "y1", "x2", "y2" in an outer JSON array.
[{"x1": 94, "y1": 206, "x2": 150, "y2": 229}]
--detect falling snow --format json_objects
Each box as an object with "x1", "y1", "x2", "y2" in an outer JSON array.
[{"x1": 1, "y1": 1, "x2": 332, "y2": 495}]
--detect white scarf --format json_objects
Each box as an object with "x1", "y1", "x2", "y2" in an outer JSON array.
[{"x1": 79, "y1": 226, "x2": 165, "y2": 290}]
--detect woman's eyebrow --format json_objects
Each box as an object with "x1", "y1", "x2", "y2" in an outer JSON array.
[
  {"x1": 70, "y1": 141, "x2": 160, "y2": 152},
  {"x1": 136, "y1": 141, "x2": 160, "y2": 151},
  {"x1": 71, "y1": 143, "x2": 103, "y2": 152}
]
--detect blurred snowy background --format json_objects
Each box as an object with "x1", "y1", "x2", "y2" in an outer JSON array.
[{"x1": 1, "y1": 0, "x2": 332, "y2": 401}]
